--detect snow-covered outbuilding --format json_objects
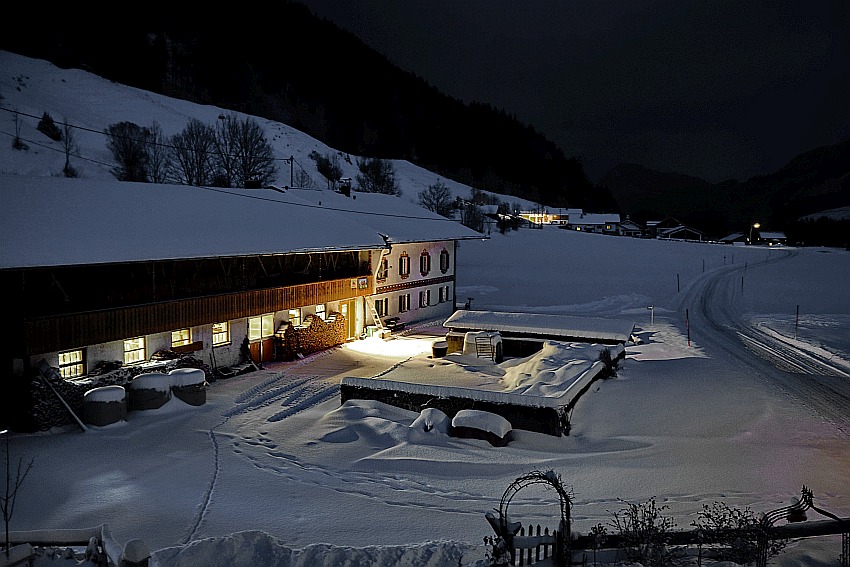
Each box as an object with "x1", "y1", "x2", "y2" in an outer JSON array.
[{"x1": 443, "y1": 309, "x2": 635, "y2": 357}]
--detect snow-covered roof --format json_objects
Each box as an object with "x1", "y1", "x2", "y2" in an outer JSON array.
[
  {"x1": 567, "y1": 212, "x2": 621, "y2": 225},
  {"x1": 443, "y1": 310, "x2": 635, "y2": 343},
  {"x1": 0, "y1": 175, "x2": 481, "y2": 269},
  {"x1": 285, "y1": 187, "x2": 484, "y2": 245},
  {"x1": 800, "y1": 206, "x2": 850, "y2": 221},
  {"x1": 759, "y1": 231, "x2": 786, "y2": 239}
]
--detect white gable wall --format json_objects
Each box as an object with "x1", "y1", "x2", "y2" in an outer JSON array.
[{"x1": 371, "y1": 240, "x2": 458, "y2": 326}]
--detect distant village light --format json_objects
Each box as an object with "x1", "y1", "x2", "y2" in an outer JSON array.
[{"x1": 749, "y1": 222, "x2": 761, "y2": 244}]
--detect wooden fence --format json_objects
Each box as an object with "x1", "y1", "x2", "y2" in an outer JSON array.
[
  {"x1": 513, "y1": 524, "x2": 558, "y2": 565},
  {"x1": 502, "y1": 518, "x2": 850, "y2": 566}
]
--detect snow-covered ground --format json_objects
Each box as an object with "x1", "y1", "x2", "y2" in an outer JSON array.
[
  {"x1": 8, "y1": 235, "x2": 850, "y2": 567},
  {"x1": 2, "y1": 50, "x2": 850, "y2": 566}
]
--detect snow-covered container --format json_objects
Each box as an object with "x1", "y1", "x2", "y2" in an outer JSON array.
[
  {"x1": 451, "y1": 409, "x2": 512, "y2": 446},
  {"x1": 128, "y1": 372, "x2": 172, "y2": 410},
  {"x1": 168, "y1": 368, "x2": 207, "y2": 406},
  {"x1": 432, "y1": 340, "x2": 448, "y2": 358},
  {"x1": 83, "y1": 385, "x2": 128, "y2": 426},
  {"x1": 462, "y1": 331, "x2": 503, "y2": 362}
]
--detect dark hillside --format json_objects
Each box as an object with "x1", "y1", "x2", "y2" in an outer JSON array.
[
  {"x1": 598, "y1": 164, "x2": 727, "y2": 234},
  {"x1": 0, "y1": 3, "x2": 615, "y2": 211},
  {"x1": 599, "y1": 139, "x2": 850, "y2": 238}
]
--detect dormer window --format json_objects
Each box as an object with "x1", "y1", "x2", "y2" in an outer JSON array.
[
  {"x1": 420, "y1": 250, "x2": 431, "y2": 276},
  {"x1": 439, "y1": 249, "x2": 450, "y2": 274}
]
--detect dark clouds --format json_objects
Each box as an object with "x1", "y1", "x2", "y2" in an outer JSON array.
[{"x1": 298, "y1": 0, "x2": 850, "y2": 183}]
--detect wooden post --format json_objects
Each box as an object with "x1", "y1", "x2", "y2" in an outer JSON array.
[{"x1": 795, "y1": 305, "x2": 799, "y2": 339}]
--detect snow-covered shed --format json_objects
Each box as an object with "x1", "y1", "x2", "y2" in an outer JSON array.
[{"x1": 443, "y1": 309, "x2": 634, "y2": 356}]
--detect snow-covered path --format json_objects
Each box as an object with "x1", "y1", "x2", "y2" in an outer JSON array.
[{"x1": 680, "y1": 247, "x2": 850, "y2": 432}]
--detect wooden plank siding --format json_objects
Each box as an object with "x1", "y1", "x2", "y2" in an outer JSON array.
[{"x1": 22, "y1": 277, "x2": 371, "y2": 356}]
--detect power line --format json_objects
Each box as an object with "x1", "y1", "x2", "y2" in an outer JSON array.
[
  {"x1": 0, "y1": 115, "x2": 467, "y2": 224},
  {"x1": 0, "y1": 128, "x2": 115, "y2": 168},
  {"x1": 0, "y1": 107, "x2": 299, "y2": 164},
  {"x1": 1, "y1": 106, "x2": 322, "y2": 185}
]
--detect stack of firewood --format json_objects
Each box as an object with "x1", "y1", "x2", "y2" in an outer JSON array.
[{"x1": 282, "y1": 312, "x2": 346, "y2": 359}]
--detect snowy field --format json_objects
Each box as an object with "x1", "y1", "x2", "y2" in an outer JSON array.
[
  {"x1": 2, "y1": 50, "x2": 849, "y2": 566},
  {"x1": 8, "y1": 233, "x2": 850, "y2": 567}
]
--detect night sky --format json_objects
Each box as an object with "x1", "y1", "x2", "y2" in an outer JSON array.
[{"x1": 297, "y1": 0, "x2": 850, "y2": 184}]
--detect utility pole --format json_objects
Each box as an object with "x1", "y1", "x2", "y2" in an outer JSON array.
[{"x1": 288, "y1": 155, "x2": 294, "y2": 187}]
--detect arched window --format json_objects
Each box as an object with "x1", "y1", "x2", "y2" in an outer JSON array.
[
  {"x1": 439, "y1": 249, "x2": 450, "y2": 274},
  {"x1": 420, "y1": 250, "x2": 431, "y2": 276}
]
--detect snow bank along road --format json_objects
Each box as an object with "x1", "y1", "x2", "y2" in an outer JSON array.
[{"x1": 679, "y1": 247, "x2": 850, "y2": 435}]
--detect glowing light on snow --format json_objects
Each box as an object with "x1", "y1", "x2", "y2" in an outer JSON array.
[{"x1": 343, "y1": 336, "x2": 434, "y2": 357}]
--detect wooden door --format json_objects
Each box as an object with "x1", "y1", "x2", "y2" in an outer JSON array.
[{"x1": 341, "y1": 300, "x2": 357, "y2": 340}]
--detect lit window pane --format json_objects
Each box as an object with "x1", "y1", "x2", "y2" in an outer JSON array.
[
  {"x1": 172, "y1": 329, "x2": 190, "y2": 347},
  {"x1": 262, "y1": 314, "x2": 274, "y2": 337},
  {"x1": 213, "y1": 322, "x2": 229, "y2": 346},
  {"x1": 248, "y1": 317, "x2": 262, "y2": 341},
  {"x1": 58, "y1": 349, "x2": 85, "y2": 378},
  {"x1": 124, "y1": 337, "x2": 145, "y2": 365}
]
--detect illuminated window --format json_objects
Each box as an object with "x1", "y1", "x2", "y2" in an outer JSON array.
[
  {"x1": 288, "y1": 308, "x2": 302, "y2": 327},
  {"x1": 212, "y1": 322, "x2": 229, "y2": 346},
  {"x1": 419, "y1": 250, "x2": 431, "y2": 276},
  {"x1": 58, "y1": 349, "x2": 85, "y2": 378},
  {"x1": 439, "y1": 249, "x2": 450, "y2": 273},
  {"x1": 171, "y1": 328, "x2": 191, "y2": 347},
  {"x1": 316, "y1": 304, "x2": 326, "y2": 320},
  {"x1": 248, "y1": 314, "x2": 274, "y2": 341},
  {"x1": 419, "y1": 289, "x2": 430, "y2": 308},
  {"x1": 377, "y1": 258, "x2": 388, "y2": 281},
  {"x1": 439, "y1": 285, "x2": 451, "y2": 303},
  {"x1": 399, "y1": 293, "x2": 410, "y2": 313},
  {"x1": 398, "y1": 253, "x2": 410, "y2": 279},
  {"x1": 124, "y1": 337, "x2": 146, "y2": 365}
]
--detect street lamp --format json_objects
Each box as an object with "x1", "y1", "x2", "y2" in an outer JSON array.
[{"x1": 749, "y1": 222, "x2": 761, "y2": 245}]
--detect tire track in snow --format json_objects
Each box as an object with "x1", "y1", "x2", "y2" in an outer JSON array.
[{"x1": 684, "y1": 248, "x2": 850, "y2": 435}]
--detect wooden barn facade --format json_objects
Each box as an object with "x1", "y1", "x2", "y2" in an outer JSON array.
[{"x1": 1, "y1": 175, "x2": 482, "y2": 430}]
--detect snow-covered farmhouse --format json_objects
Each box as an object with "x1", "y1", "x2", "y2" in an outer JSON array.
[
  {"x1": 563, "y1": 210, "x2": 621, "y2": 234},
  {"x1": 1, "y1": 174, "x2": 482, "y2": 425}
]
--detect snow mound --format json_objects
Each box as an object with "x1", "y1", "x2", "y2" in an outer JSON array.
[
  {"x1": 152, "y1": 530, "x2": 475, "y2": 567},
  {"x1": 451, "y1": 409, "x2": 512, "y2": 438},
  {"x1": 410, "y1": 408, "x2": 451, "y2": 434}
]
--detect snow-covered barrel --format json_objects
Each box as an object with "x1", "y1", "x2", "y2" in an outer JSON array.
[
  {"x1": 432, "y1": 340, "x2": 448, "y2": 358},
  {"x1": 128, "y1": 372, "x2": 172, "y2": 410},
  {"x1": 168, "y1": 368, "x2": 207, "y2": 406},
  {"x1": 83, "y1": 385, "x2": 128, "y2": 426}
]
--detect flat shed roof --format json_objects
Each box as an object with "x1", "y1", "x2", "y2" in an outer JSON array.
[{"x1": 443, "y1": 309, "x2": 635, "y2": 344}]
